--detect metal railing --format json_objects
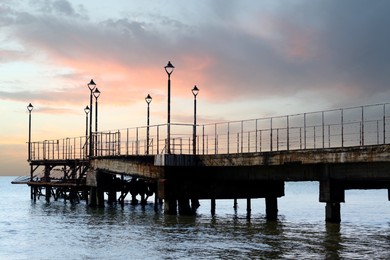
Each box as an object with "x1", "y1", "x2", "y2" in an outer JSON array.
[{"x1": 29, "y1": 103, "x2": 390, "y2": 161}]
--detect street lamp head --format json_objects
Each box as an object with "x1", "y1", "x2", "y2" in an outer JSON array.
[
  {"x1": 88, "y1": 79, "x2": 96, "y2": 91},
  {"x1": 93, "y1": 88, "x2": 101, "y2": 99},
  {"x1": 27, "y1": 103, "x2": 34, "y2": 112},
  {"x1": 145, "y1": 94, "x2": 152, "y2": 104},
  {"x1": 192, "y1": 85, "x2": 199, "y2": 97},
  {"x1": 84, "y1": 105, "x2": 90, "y2": 114},
  {"x1": 164, "y1": 61, "x2": 174, "y2": 75}
]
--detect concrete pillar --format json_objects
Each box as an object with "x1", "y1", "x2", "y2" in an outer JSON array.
[
  {"x1": 33, "y1": 186, "x2": 38, "y2": 202},
  {"x1": 233, "y1": 198, "x2": 238, "y2": 210},
  {"x1": 326, "y1": 202, "x2": 341, "y2": 223},
  {"x1": 107, "y1": 175, "x2": 117, "y2": 205},
  {"x1": 191, "y1": 199, "x2": 200, "y2": 211},
  {"x1": 154, "y1": 194, "x2": 158, "y2": 212},
  {"x1": 89, "y1": 187, "x2": 97, "y2": 207},
  {"x1": 82, "y1": 189, "x2": 88, "y2": 202},
  {"x1": 69, "y1": 189, "x2": 78, "y2": 203},
  {"x1": 164, "y1": 199, "x2": 177, "y2": 215},
  {"x1": 96, "y1": 188, "x2": 105, "y2": 208},
  {"x1": 178, "y1": 199, "x2": 192, "y2": 215},
  {"x1": 45, "y1": 186, "x2": 51, "y2": 202},
  {"x1": 211, "y1": 199, "x2": 216, "y2": 216},
  {"x1": 108, "y1": 190, "x2": 117, "y2": 205},
  {"x1": 131, "y1": 194, "x2": 138, "y2": 205},
  {"x1": 265, "y1": 197, "x2": 278, "y2": 220},
  {"x1": 247, "y1": 198, "x2": 251, "y2": 214},
  {"x1": 320, "y1": 179, "x2": 344, "y2": 223}
]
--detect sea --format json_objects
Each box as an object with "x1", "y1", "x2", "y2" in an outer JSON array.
[{"x1": 1, "y1": 176, "x2": 390, "y2": 259}]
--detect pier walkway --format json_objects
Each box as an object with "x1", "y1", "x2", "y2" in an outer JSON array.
[{"x1": 15, "y1": 103, "x2": 390, "y2": 222}]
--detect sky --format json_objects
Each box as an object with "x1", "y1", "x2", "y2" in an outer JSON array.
[{"x1": 1, "y1": 0, "x2": 389, "y2": 175}]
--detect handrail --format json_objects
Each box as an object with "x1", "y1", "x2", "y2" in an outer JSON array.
[{"x1": 28, "y1": 102, "x2": 390, "y2": 160}]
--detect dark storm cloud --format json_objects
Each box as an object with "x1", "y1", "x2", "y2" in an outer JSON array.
[{"x1": 191, "y1": 0, "x2": 390, "y2": 101}]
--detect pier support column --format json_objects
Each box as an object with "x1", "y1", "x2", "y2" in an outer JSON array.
[
  {"x1": 320, "y1": 179, "x2": 344, "y2": 223},
  {"x1": 178, "y1": 199, "x2": 192, "y2": 215},
  {"x1": 33, "y1": 186, "x2": 38, "y2": 202},
  {"x1": 154, "y1": 194, "x2": 158, "y2": 212},
  {"x1": 247, "y1": 198, "x2": 252, "y2": 214},
  {"x1": 233, "y1": 198, "x2": 238, "y2": 211},
  {"x1": 96, "y1": 188, "x2": 105, "y2": 208},
  {"x1": 265, "y1": 197, "x2": 278, "y2": 221},
  {"x1": 89, "y1": 187, "x2": 97, "y2": 207},
  {"x1": 108, "y1": 190, "x2": 117, "y2": 205},
  {"x1": 325, "y1": 202, "x2": 341, "y2": 223},
  {"x1": 191, "y1": 199, "x2": 200, "y2": 212},
  {"x1": 45, "y1": 186, "x2": 51, "y2": 202},
  {"x1": 164, "y1": 199, "x2": 177, "y2": 215},
  {"x1": 96, "y1": 171, "x2": 106, "y2": 208},
  {"x1": 211, "y1": 199, "x2": 216, "y2": 216}
]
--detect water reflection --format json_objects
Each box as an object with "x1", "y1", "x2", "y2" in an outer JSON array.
[
  {"x1": 4, "y1": 179, "x2": 390, "y2": 259},
  {"x1": 324, "y1": 223, "x2": 342, "y2": 259}
]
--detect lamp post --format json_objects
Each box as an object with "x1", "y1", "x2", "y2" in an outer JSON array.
[
  {"x1": 93, "y1": 88, "x2": 100, "y2": 157},
  {"x1": 192, "y1": 86, "x2": 199, "y2": 155},
  {"x1": 84, "y1": 105, "x2": 90, "y2": 147},
  {"x1": 93, "y1": 88, "x2": 100, "y2": 132},
  {"x1": 164, "y1": 61, "x2": 174, "y2": 154},
  {"x1": 27, "y1": 103, "x2": 33, "y2": 161},
  {"x1": 145, "y1": 94, "x2": 152, "y2": 154},
  {"x1": 87, "y1": 79, "x2": 96, "y2": 157}
]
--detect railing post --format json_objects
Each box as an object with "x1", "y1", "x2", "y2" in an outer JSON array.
[
  {"x1": 299, "y1": 127, "x2": 302, "y2": 149},
  {"x1": 117, "y1": 130, "x2": 121, "y2": 155},
  {"x1": 361, "y1": 106, "x2": 364, "y2": 146},
  {"x1": 259, "y1": 130, "x2": 262, "y2": 152},
  {"x1": 136, "y1": 127, "x2": 139, "y2": 155},
  {"x1": 241, "y1": 121, "x2": 244, "y2": 153},
  {"x1": 108, "y1": 131, "x2": 111, "y2": 156},
  {"x1": 255, "y1": 119, "x2": 258, "y2": 152},
  {"x1": 248, "y1": 131, "x2": 250, "y2": 152},
  {"x1": 377, "y1": 120, "x2": 379, "y2": 144},
  {"x1": 227, "y1": 122, "x2": 230, "y2": 154},
  {"x1": 126, "y1": 128, "x2": 129, "y2": 155},
  {"x1": 237, "y1": 133, "x2": 239, "y2": 153},
  {"x1": 276, "y1": 128, "x2": 279, "y2": 151},
  {"x1": 157, "y1": 125, "x2": 160, "y2": 154},
  {"x1": 304, "y1": 113, "x2": 307, "y2": 149},
  {"x1": 341, "y1": 109, "x2": 344, "y2": 147},
  {"x1": 286, "y1": 116, "x2": 289, "y2": 151},
  {"x1": 384, "y1": 104, "x2": 386, "y2": 144},
  {"x1": 43, "y1": 140, "x2": 46, "y2": 160},
  {"x1": 322, "y1": 111, "x2": 325, "y2": 148},
  {"x1": 270, "y1": 118, "x2": 273, "y2": 152},
  {"x1": 202, "y1": 125, "x2": 205, "y2": 155},
  {"x1": 214, "y1": 124, "x2": 217, "y2": 154}
]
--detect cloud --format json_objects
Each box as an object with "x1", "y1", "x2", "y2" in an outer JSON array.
[{"x1": 0, "y1": 0, "x2": 389, "y2": 111}]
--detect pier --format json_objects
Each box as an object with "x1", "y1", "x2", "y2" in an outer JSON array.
[{"x1": 14, "y1": 102, "x2": 390, "y2": 222}]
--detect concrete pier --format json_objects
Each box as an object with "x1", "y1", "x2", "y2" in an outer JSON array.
[
  {"x1": 265, "y1": 197, "x2": 278, "y2": 221},
  {"x1": 18, "y1": 143, "x2": 390, "y2": 223}
]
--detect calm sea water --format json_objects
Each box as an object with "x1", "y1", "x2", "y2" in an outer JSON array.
[{"x1": 1, "y1": 176, "x2": 390, "y2": 259}]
